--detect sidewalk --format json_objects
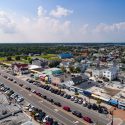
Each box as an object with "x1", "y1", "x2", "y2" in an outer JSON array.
[
  {"x1": 109, "y1": 106, "x2": 125, "y2": 121},
  {"x1": 61, "y1": 88, "x2": 112, "y2": 109}
]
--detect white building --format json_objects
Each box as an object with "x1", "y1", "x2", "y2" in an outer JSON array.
[
  {"x1": 92, "y1": 69, "x2": 103, "y2": 78},
  {"x1": 103, "y1": 67, "x2": 118, "y2": 81}
]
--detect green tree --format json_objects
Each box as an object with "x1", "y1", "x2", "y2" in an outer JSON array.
[
  {"x1": 69, "y1": 66, "x2": 74, "y2": 73},
  {"x1": 15, "y1": 56, "x2": 20, "y2": 60},
  {"x1": 49, "y1": 60, "x2": 60, "y2": 68},
  {"x1": 74, "y1": 67, "x2": 81, "y2": 73},
  {"x1": 6, "y1": 56, "x2": 12, "y2": 61},
  {"x1": 28, "y1": 57, "x2": 32, "y2": 64},
  {"x1": 61, "y1": 66, "x2": 66, "y2": 73}
]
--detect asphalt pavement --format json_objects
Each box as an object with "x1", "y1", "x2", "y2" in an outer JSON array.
[{"x1": 0, "y1": 69, "x2": 111, "y2": 125}]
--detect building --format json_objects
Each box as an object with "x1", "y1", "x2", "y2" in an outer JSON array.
[
  {"x1": 32, "y1": 58, "x2": 48, "y2": 67},
  {"x1": 103, "y1": 67, "x2": 118, "y2": 81},
  {"x1": 12, "y1": 63, "x2": 29, "y2": 74},
  {"x1": 58, "y1": 53, "x2": 73, "y2": 59},
  {"x1": 42, "y1": 68, "x2": 63, "y2": 76},
  {"x1": 92, "y1": 68, "x2": 103, "y2": 79}
]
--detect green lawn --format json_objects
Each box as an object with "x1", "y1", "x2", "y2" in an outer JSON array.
[{"x1": 0, "y1": 57, "x2": 5, "y2": 61}]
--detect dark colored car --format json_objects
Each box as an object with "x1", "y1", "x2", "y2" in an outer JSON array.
[
  {"x1": 54, "y1": 102, "x2": 61, "y2": 107},
  {"x1": 25, "y1": 87, "x2": 31, "y2": 91},
  {"x1": 19, "y1": 84, "x2": 23, "y2": 87},
  {"x1": 66, "y1": 95, "x2": 71, "y2": 99},
  {"x1": 42, "y1": 95, "x2": 47, "y2": 99},
  {"x1": 92, "y1": 103, "x2": 98, "y2": 110},
  {"x1": 46, "y1": 98, "x2": 54, "y2": 103},
  {"x1": 52, "y1": 121, "x2": 59, "y2": 125},
  {"x1": 87, "y1": 103, "x2": 92, "y2": 109},
  {"x1": 56, "y1": 91, "x2": 61, "y2": 95},
  {"x1": 72, "y1": 111, "x2": 82, "y2": 118},
  {"x1": 60, "y1": 92, "x2": 65, "y2": 96}
]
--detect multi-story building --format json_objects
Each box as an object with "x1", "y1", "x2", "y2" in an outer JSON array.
[{"x1": 103, "y1": 67, "x2": 118, "y2": 81}]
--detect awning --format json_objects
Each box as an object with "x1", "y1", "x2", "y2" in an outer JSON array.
[
  {"x1": 91, "y1": 94, "x2": 100, "y2": 98},
  {"x1": 99, "y1": 96, "x2": 110, "y2": 102}
]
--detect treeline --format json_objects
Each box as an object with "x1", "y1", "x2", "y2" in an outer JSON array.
[{"x1": 0, "y1": 43, "x2": 78, "y2": 57}]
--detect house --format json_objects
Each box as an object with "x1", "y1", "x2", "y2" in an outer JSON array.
[
  {"x1": 12, "y1": 63, "x2": 29, "y2": 74},
  {"x1": 71, "y1": 76, "x2": 83, "y2": 85},
  {"x1": 92, "y1": 68, "x2": 103, "y2": 79},
  {"x1": 32, "y1": 58, "x2": 48, "y2": 67},
  {"x1": 58, "y1": 53, "x2": 73, "y2": 59},
  {"x1": 103, "y1": 67, "x2": 118, "y2": 81},
  {"x1": 60, "y1": 61, "x2": 73, "y2": 68}
]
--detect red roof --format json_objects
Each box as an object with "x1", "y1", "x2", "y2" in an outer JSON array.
[{"x1": 14, "y1": 64, "x2": 28, "y2": 68}]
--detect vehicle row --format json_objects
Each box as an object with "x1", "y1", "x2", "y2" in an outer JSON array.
[{"x1": 0, "y1": 83, "x2": 24, "y2": 103}]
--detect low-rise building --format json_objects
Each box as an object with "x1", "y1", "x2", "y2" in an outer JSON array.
[
  {"x1": 12, "y1": 63, "x2": 29, "y2": 74},
  {"x1": 32, "y1": 58, "x2": 48, "y2": 67}
]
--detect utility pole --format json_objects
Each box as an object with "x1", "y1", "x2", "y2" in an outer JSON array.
[{"x1": 110, "y1": 107, "x2": 116, "y2": 125}]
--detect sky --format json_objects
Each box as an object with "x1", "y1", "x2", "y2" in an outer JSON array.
[{"x1": 0, "y1": 0, "x2": 125, "y2": 43}]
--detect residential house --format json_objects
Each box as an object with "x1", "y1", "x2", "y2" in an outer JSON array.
[{"x1": 32, "y1": 58, "x2": 48, "y2": 67}]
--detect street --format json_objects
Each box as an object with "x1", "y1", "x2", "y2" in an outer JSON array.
[{"x1": 0, "y1": 70, "x2": 111, "y2": 125}]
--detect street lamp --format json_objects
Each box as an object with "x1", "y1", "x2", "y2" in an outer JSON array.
[{"x1": 110, "y1": 107, "x2": 116, "y2": 125}]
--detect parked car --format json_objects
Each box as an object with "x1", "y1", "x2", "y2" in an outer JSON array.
[
  {"x1": 87, "y1": 103, "x2": 92, "y2": 109},
  {"x1": 54, "y1": 102, "x2": 61, "y2": 107},
  {"x1": 66, "y1": 95, "x2": 71, "y2": 99},
  {"x1": 71, "y1": 96, "x2": 75, "y2": 101},
  {"x1": 25, "y1": 87, "x2": 31, "y2": 91},
  {"x1": 19, "y1": 84, "x2": 23, "y2": 87},
  {"x1": 60, "y1": 92, "x2": 65, "y2": 96},
  {"x1": 46, "y1": 98, "x2": 54, "y2": 103},
  {"x1": 83, "y1": 116, "x2": 93, "y2": 123},
  {"x1": 92, "y1": 103, "x2": 98, "y2": 110},
  {"x1": 17, "y1": 97, "x2": 24, "y2": 103},
  {"x1": 63, "y1": 106, "x2": 71, "y2": 112},
  {"x1": 74, "y1": 97, "x2": 79, "y2": 103},
  {"x1": 43, "y1": 115, "x2": 50, "y2": 123},
  {"x1": 35, "y1": 92, "x2": 42, "y2": 97},
  {"x1": 52, "y1": 121, "x2": 59, "y2": 125},
  {"x1": 83, "y1": 101, "x2": 88, "y2": 107},
  {"x1": 72, "y1": 111, "x2": 82, "y2": 118},
  {"x1": 78, "y1": 98, "x2": 83, "y2": 104},
  {"x1": 13, "y1": 80, "x2": 17, "y2": 83}
]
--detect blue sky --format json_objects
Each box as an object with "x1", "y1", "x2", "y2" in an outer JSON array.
[{"x1": 0, "y1": 0, "x2": 125, "y2": 42}]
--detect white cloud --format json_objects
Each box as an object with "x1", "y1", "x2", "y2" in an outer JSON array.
[
  {"x1": 50, "y1": 6, "x2": 73, "y2": 18},
  {"x1": 0, "y1": 6, "x2": 125, "y2": 43},
  {"x1": 0, "y1": 11, "x2": 17, "y2": 33},
  {"x1": 37, "y1": 6, "x2": 47, "y2": 17}
]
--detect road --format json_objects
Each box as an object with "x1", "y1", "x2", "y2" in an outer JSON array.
[
  {"x1": 0, "y1": 75, "x2": 87, "y2": 125},
  {"x1": 0, "y1": 69, "x2": 111, "y2": 125}
]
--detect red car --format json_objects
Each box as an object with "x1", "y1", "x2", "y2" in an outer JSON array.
[
  {"x1": 83, "y1": 116, "x2": 93, "y2": 123},
  {"x1": 35, "y1": 92, "x2": 41, "y2": 96},
  {"x1": 63, "y1": 106, "x2": 71, "y2": 111}
]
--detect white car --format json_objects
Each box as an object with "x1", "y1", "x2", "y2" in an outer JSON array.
[
  {"x1": 17, "y1": 97, "x2": 24, "y2": 102},
  {"x1": 43, "y1": 115, "x2": 49, "y2": 123}
]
